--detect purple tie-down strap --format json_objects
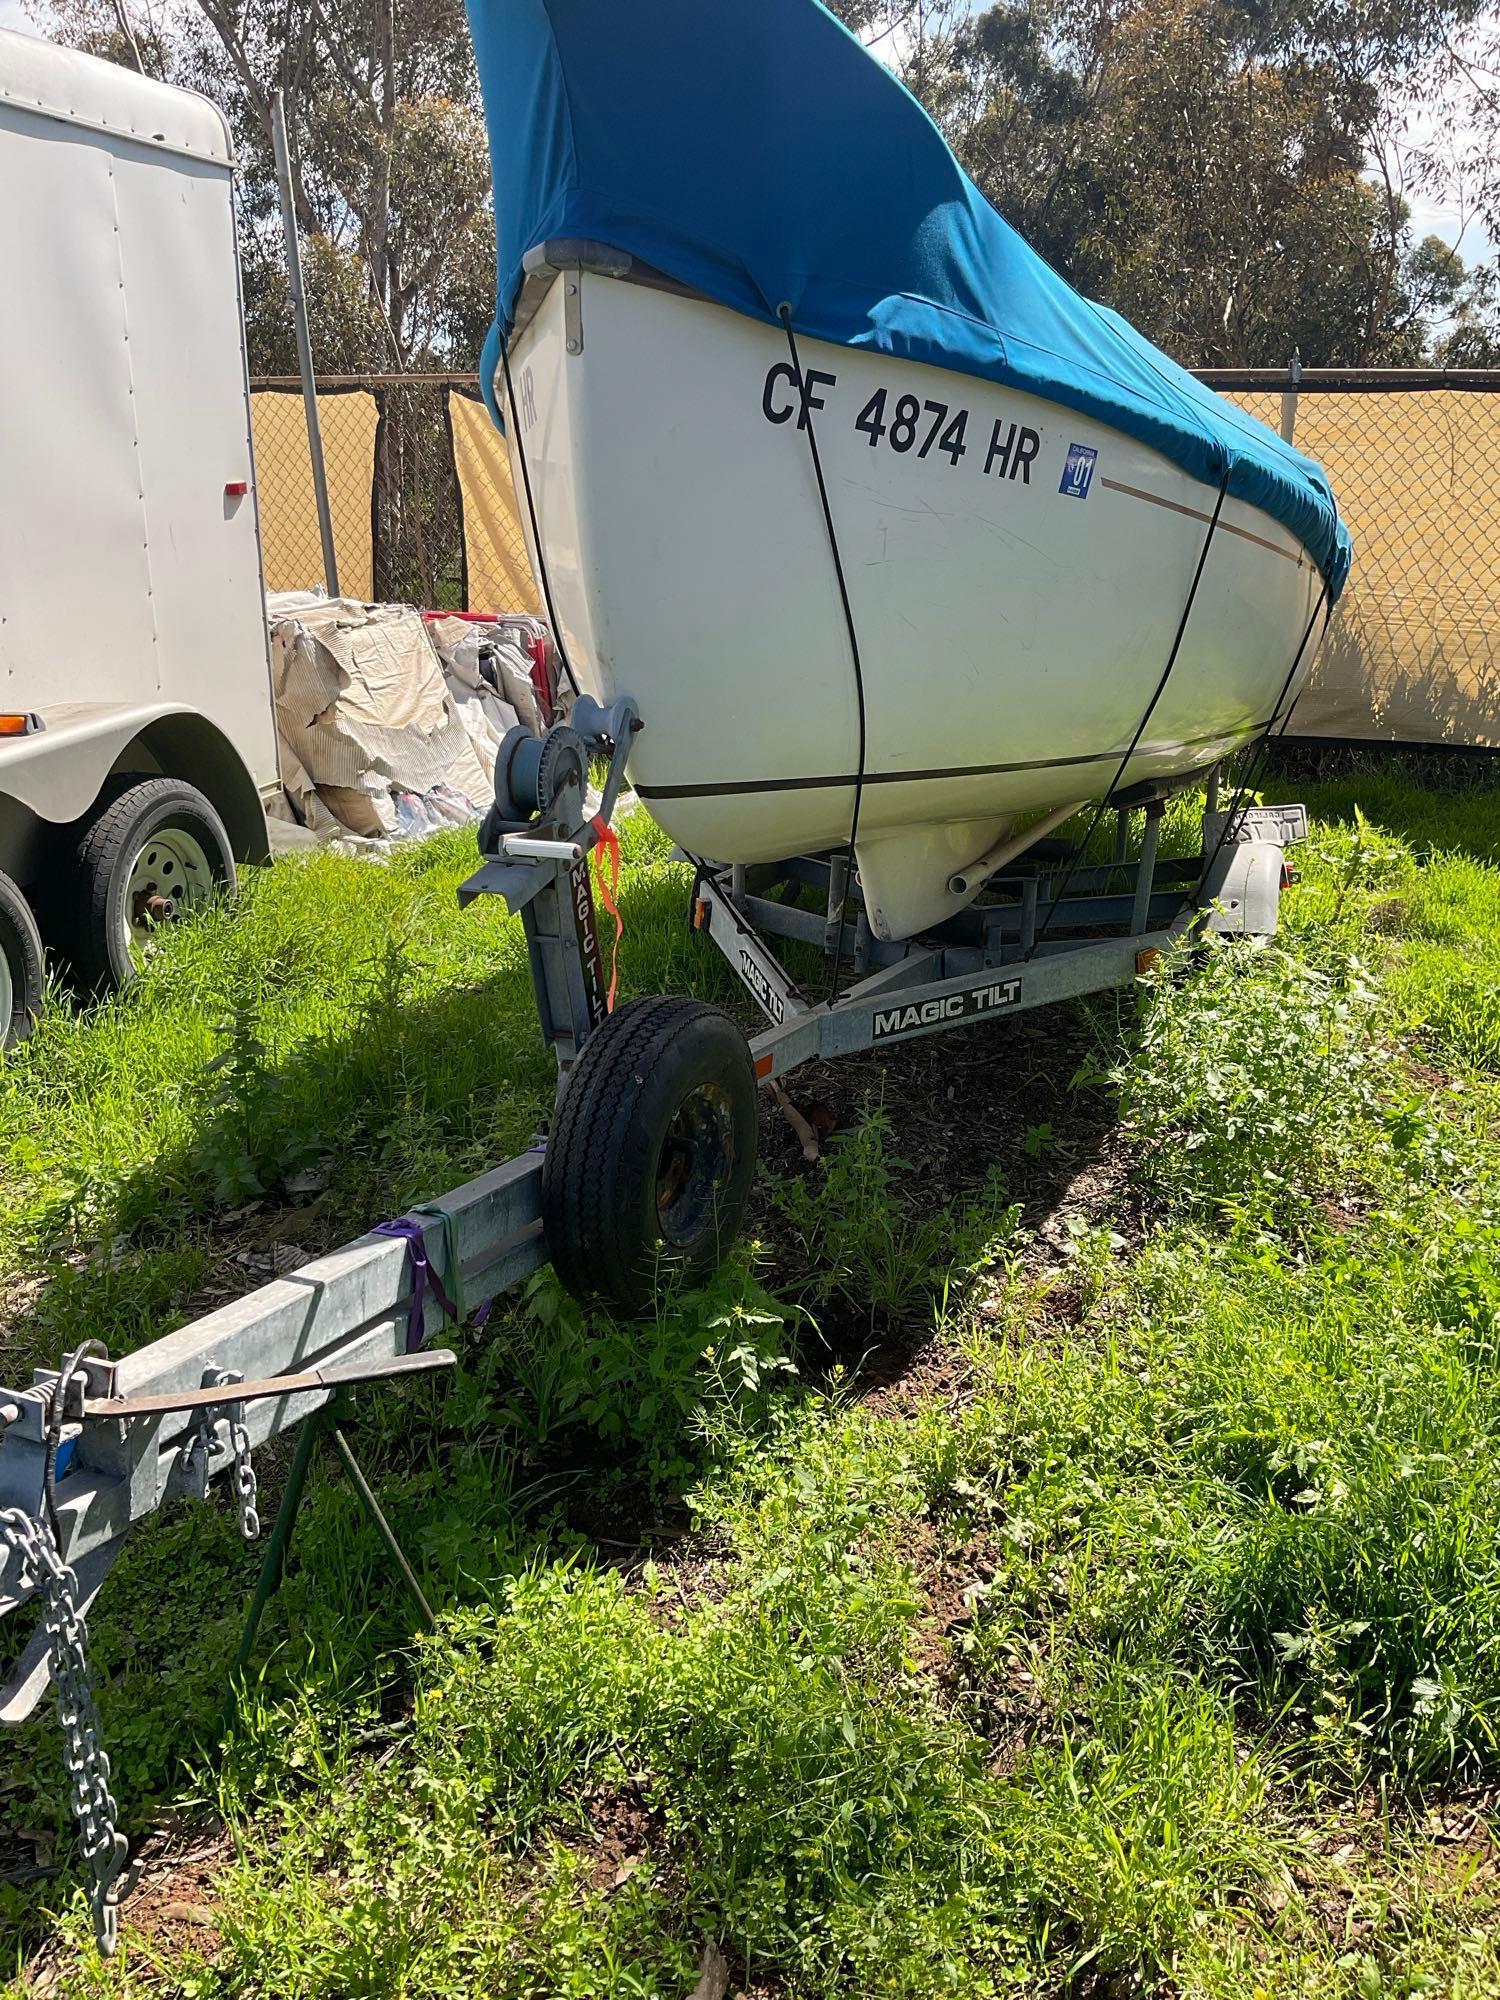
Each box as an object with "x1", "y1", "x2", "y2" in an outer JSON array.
[{"x1": 373, "y1": 1218, "x2": 461, "y2": 1353}]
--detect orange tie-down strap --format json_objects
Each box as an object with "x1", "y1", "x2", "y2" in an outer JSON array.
[{"x1": 590, "y1": 814, "x2": 623, "y2": 1012}]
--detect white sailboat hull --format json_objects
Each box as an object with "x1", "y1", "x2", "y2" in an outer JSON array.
[{"x1": 502, "y1": 268, "x2": 1323, "y2": 939}]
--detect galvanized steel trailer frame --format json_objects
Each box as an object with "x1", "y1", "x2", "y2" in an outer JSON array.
[
  {"x1": 695, "y1": 790, "x2": 1302, "y2": 1081},
  {"x1": 0, "y1": 689, "x2": 1303, "y2": 1950}
]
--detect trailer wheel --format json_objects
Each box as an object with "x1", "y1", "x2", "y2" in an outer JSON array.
[
  {"x1": 63, "y1": 778, "x2": 235, "y2": 989},
  {"x1": 543, "y1": 995, "x2": 758, "y2": 1315},
  {"x1": 0, "y1": 871, "x2": 45, "y2": 1050}
]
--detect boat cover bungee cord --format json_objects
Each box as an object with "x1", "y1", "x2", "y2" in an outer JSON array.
[{"x1": 464, "y1": 0, "x2": 1352, "y2": 595}]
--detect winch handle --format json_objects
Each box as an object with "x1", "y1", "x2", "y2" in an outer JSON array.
[{"x1": 502, "y1": 834, "x2": 586, "y2": 863}]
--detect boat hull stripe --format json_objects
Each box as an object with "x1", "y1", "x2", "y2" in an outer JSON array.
[{"x1": 635, "y1": 723, "x2": 1273, "y2": 802}]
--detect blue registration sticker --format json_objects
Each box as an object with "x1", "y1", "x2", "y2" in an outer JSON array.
[{"x1": 1060, "y1": 443, "x2": 1097, "y2": 499}]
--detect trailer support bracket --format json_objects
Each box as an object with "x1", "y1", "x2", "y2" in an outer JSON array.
[{"x1": 229, "y1": 1390, "x2": 435, "y2": 1700}]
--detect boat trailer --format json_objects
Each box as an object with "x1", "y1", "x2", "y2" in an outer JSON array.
[{"x1": 0, "y1": 695, "x2": 1304, "y2": 1952}]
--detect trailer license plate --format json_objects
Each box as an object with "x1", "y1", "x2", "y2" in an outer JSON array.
[{"x1": 1206, "y1": 802, "x2": 1309, "y2": 848}]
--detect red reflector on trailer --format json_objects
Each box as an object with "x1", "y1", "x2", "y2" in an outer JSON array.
[
  {"x1": 1136, "y1": 947, "x2": 1161, "y2": 975},
  {"x1": 693, "y1": 898, "x2": 710, "y2": 930},
  {"x1": 755, "y1": 1053, "x2": 774, "y2": 1080},
  {"x1": 224, "y1": 480, "x2": 249, "y2": 497}
]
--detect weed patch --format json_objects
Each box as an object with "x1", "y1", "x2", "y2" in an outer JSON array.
[
  {"x1": 767, "y1": 1100, "x2": 1020, "y2": 1330},
  {"x1": 493, "y1": 1255, "x2": 798, "y2": 1490},
  {"x1": 1114, "y1": 930, "x2": 1390, "y2": 1226}
]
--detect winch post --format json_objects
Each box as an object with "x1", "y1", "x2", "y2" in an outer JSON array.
[
  {"x1": 458, "y1": 695, "x2": 639, "y2": 1087},
  {"x1": 521, "y1": 858, "x2": 610, "y2": 1081}
]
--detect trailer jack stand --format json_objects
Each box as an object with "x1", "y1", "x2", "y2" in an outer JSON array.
[{"x1": 227, "y1": 1392, "x2": 435, "y2": 1709}]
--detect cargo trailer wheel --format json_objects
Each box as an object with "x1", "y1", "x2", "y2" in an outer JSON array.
[
  {"x1": 543, "y1": 995, "x2": 758, "y2": 1315},
  {"x1": 63, "y1": 778, "x2": 235, "y2": 990},
  {"x1": 0, "y1": 871, "x2": 45, "y2": 1049}
]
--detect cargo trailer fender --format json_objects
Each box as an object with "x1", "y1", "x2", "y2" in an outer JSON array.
[{"x1": 0, "y1": 703, "x2": 268, "y2": 867}]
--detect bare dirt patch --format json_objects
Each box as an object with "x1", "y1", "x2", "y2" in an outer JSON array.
[
  {"x1": 569, "y1": 1778, "x2": 664, "y2": 1895},
  {"x1": 119, "y1": 1819, "x2": 231, "y2": 1959},
  {"x1": 753, "y1": 1002, "x2": 1125, "y2": 1228},
  {"x1": 19, "y1": 1813, "x2": 232, "y2": 1991}
]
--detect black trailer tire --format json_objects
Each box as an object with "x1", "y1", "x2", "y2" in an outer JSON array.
[
  {"x1": 543, "y1": 995, "x2": 758, "y2": 1315},
  {"x1": 61, "y1": 778, "x2": 236, "y2": 991},
  {"x1": 0, "y1": 871, "x2": 45, "y2": 1050}
]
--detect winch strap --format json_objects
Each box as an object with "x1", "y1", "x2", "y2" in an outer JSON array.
[{"x1": 590, "y1": 813, "x2": 623, "y2": 1012}]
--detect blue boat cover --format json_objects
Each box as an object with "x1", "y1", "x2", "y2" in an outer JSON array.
[{"x1": 466, "y1": 0, "x2": 1351, "y2": 596}]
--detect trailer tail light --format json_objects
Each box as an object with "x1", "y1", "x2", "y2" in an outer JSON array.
[
  {"x1": 692, "y1": 897, "x2": 710, "y2": 930},
  {"x1": 0, "y1": 712, "x2": 43, "y2": 736},
  {"x1": 224, "y1": 480, "x2": 250, "y2": 497},
  {"x1": 1135, "y1": 947, "x2": 1161, "y2": 974}
]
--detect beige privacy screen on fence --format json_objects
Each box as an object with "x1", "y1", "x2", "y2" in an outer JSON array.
[
  {"x1": 448, "y1": 389, "x2": 541, "y2": 615},
  {"x1": 1224, "y1": 387, "x2": 1500, "y2": 749},
  {"x1": 250, "y1": 390, "x2": 378, "y2": 599}
]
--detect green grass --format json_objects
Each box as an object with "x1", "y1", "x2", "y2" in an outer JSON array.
[
  {"x1": 5, "y1": 759, "x2": 1500, "y2": 1996},
  {"x1": 0, "y1": 809, "x2": 720, "y2": 1373}
]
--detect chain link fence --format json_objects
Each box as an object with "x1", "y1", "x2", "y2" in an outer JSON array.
[
  {"x1": 251, "y1": 367, "x2": 1500, "y2": 748},
  {"x1": 1207, "y1": 369, "x2": 1500, "y2": 747},
  {"x1": 249, "y1": 387, "x2": 381, "y2": 601},
  {"x1": 250, "y1": 374, "x2": 533, "y2": 613}
]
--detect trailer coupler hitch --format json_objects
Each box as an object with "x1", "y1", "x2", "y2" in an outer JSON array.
[{"x1": 0, "y1": 1344, "x2": 459, "y2": 1955}]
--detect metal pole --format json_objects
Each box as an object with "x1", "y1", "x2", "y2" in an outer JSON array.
[
  {"x1": 1279, "y1": 347, "x2": 1302, "y2": 446},
  {"x1": 1131, "y1": 803, "x2": 1163, "y2": 936},
  {"x1": 271, "y1": 88, "x2": 341, "y2": 598},
  {"x1": 328, "y1": 1425, "x2": 435, "y2": 1630},
  {"x1": 231, "y1": 1404, "x2": 325, "y2": 1683}
]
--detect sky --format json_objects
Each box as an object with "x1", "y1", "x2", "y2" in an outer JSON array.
[
  {"x1": 0, "y1": 0, "x2": 1488, "y2": 267},
  {"x1": 1397, "y1": 100, "x2": 1495, "y2": 265}
]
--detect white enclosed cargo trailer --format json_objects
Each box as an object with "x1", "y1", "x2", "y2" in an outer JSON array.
[{"x1": 0, "y1": 30, "x2": 278, "y2": 1042}]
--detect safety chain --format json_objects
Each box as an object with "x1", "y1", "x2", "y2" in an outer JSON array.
[
  {"x1": 0, "y1": 1506, "x2": 128, "y2": 1956},
  {"x1": 207, "y1": 1370, "x2": 260, "y2": 1540},
  {"x1": 231, "y1": 1418, "x2": 260, "y2": 1539}
]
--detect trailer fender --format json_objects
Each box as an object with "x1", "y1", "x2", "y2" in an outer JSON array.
[
  {"x1": 0, "y1": 704, "x2": 269, "y2": 875},
  {"x1": 1200, "y1": 837, "x2": 1286, "y2": 936}
]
